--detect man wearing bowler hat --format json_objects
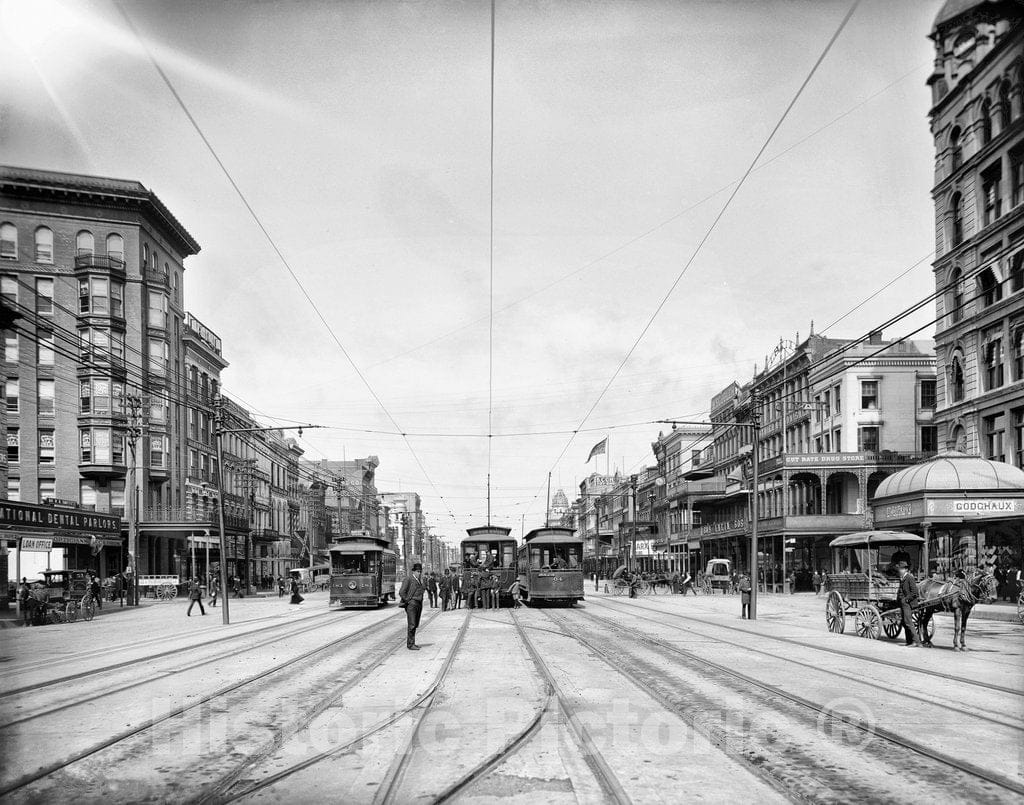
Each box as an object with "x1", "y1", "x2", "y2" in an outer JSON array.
[{"x1": 399, "y1": 563, "x2": 426, "y2": 650}]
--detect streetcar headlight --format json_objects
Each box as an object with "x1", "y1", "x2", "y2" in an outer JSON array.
[{"x1": 347, "y1": 581, "x2": 357, "y2": 590}]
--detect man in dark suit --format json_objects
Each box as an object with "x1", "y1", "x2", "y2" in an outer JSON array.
[
  {"x1": 399, "y1": 563, "x2": 426, "y2": 650},
  {"x1": 896, "y1": 562, "x2": 922, "y2": 647}
]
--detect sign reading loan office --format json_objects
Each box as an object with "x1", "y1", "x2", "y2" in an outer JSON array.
[
  {"x1": 0, "y1": 501, "x2": 121, "y2": 534},
  {"x1": 875, "y1": 496, "x2": 1024, "y2": 526}
]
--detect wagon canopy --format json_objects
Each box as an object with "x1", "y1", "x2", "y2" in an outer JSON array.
[
  {"x1": 611, "y1": 564, "x2": 628, "y2": 579},
  {"x1": 828, "y1": 530, "x2": 924, "y2": 548}
]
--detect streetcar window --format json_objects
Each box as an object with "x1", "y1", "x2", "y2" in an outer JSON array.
[{"x1": 502, "y1": 545, "x2": 514, "y2": 567}]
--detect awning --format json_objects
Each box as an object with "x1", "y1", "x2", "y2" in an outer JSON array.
[{"x1": 828, "y1": 530, "x2": 924, "y2": 548}]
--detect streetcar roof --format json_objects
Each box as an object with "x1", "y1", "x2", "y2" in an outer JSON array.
[
  {"x1": 465, "y1": 525, "x2": 512, "y2": 538},
  {"x1": 328, "y1": 540, "x2": 392, "y2": 554},
  {"x1": 828, "y1": 530, "x2": 924, "y2": 548},
  {"x1": 523, "y1": 526, "x2": 579, "y2": 543}
]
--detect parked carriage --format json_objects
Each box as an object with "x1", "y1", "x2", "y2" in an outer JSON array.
[
  {"x1": 823, "y1": 531, "x2": 936, "y2": 641},
  {"x1": 30, "y1": 569, "x2": 96, "y2": 624},
  {"x1": 517, "y1": 526, "x2": 584, "y2": 606},
  {"x1": 461, "y1": 525, "x2": 517, "y2": 607},
  {"x1": 328, "y1": 536, "x2": 397, "y2": 608},
  {"x1": 289, "y1": 564, "x2": 331, "y2": 593},
  {"x1": 704, "y1": 558, "x2": 732, "y2": 594}
]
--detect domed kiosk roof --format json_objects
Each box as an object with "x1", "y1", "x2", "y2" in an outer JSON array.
[{"x1": 873, "y1": 451, "x2": 1024, "y2": 499}]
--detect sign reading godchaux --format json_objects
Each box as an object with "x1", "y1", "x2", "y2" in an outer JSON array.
[{"x1": 0, "y1": 501, "x2": 121, "y2": 534}]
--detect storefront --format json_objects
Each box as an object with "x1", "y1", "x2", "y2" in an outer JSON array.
[
  {"x1": 871, "y1": 452, "x2": 1024, "y2": 597},
  {"x1": 0, "y1": 500, "x2": 123, "y2": 582}
]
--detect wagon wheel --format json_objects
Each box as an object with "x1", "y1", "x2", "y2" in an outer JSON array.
[
  {"x1": 882, "y1": 611, "x2": 902, "y2": 639},
  {"x1": 638, "y1": 580, "x2": 653, "y2": 596},
  {"x1": 612, "y1": 578, "x2": 628, "y2": 596},
  {"x1": 854, "y1": 605, "x2": 882, "y2": 640},
  {"x1": 65, "y1": 601, "x2": 78, "y2": 623},
  {"x1": 158, "y1": 584, "x2": 177, "y2": 601},
  {"x1": 701, "y1": 578, "x2": 712, "y2": 596},
  {"x1": 912, "y1": 611, "x2": 935, "y2": 643},
  {"x1": 82, "y1": 598, "x2": 96, "y2": 621},
  {"x1": 49, "y1": 606, "x2": 64, "y2": 624},
  {"x1": 825, "y1": 591, "x2": 846, "y2": 634}
]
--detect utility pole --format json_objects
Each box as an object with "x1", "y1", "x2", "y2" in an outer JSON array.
[
  {"x1": 125, "y1": 393, "x2": 143, "y2": 606},
  {"x1": 630, "y1": 474, "x2": 638, "y2": 573}
]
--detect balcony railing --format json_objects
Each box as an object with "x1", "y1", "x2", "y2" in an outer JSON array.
[{"x1": 74, "y1": 253, "x2": 126, "y2": 274}]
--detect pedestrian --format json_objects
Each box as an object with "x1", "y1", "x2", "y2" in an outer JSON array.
[
  {"x1": 451, "y1": 572, "x2": 462, "y2": 609},
  {"x1": 464, "y1": 571, "x2": 478, "y2": 609},
  {"x1": 17, "y1": 577, "x2": 31, "y2": 626},
  {"x1": 186, "y1": 577, "x2": 206, "y2": 616},
  {"x1": 738, "y1": 573, "x2": 752, "y2": 618},
  {"x1": 232, "y1": 576, "x2": 241, "y2": 598},
  {"x1": 488, "y1": 573, "x2": 501, "y2": 609},
  {"x1": 680, "y1": 570, "x2": 695, "y2": 596},
  {"x1": 812, "y1": 570, "x2": 822, "y2": 596},
  {"x1": 896, "y1": 561, "x2": 923, "y2": 647},
  {"x1": 89, "y1": 573, "x2": 102, "y2": 609},
  {"x1": 209, "y1": 575, "x2": 220, "y2": 607},
  {"x1": 508, "y1": 577, "x2": 523, "y2": 608},
  {"x1": 115, "y1": 572, "x2": 125, "y2": 607},
  {"x1": 439, "y1": 570, "x2": 452, "y2": 611},
  {"x1": 289, "y1": 576, "x2": 304, "y2": 605},
  {"x1": 787, "y1": 570, "x2": 796, "y2": 594},
  {"x1": 277, "y1": 575, "x2": 285, "y2": 597},
  {"x1": 426, "y1": 572, "x2": 438, "y2": 608},
  {"x1": 398, "y1": 562, "x2": 426, "y2": 650}
]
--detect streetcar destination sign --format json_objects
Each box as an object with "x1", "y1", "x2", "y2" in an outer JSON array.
[{"x1": 0, "y1": 501, "x2": 121, "y2": 533}]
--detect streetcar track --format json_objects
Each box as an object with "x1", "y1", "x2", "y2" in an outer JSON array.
[
  {"x1": 1, "y1": 610, "x2": 369, "y2": 729},
  {"x1": 569, "y1": 606, "x2": 1024, "y2": 800},
  {"x1": 0, "y1": 609, "x2": 406, "y2": 799},
  {"x1": 204, "y1": 608, "x2": 446, "y2": 805},
  {"x1": 510, "y1": 609, "x2": 632, "y2": 805},
  {"x1": 585, "y1": 598, "x2": 1021, "y2": 731},
  {"x1": 593, "y1": 596, "x2": 1024, "y2": 697},
  {"x1": 3, "y1": 610, "x2": 356, "y2": 704}
]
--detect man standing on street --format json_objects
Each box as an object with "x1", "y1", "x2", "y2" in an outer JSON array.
[
  {"x1": 425, "y1": 572, "x2": 438, "y2": 608},
  {"x1": 186, "y1": 577, "x2": 206, "y2": 617},
  {"x1": 399, "y1": 562, "x2": 426, "y2": 649},
  {"x1": 896, "y1": 561, "x2": 923, "y2": 647},
  {"x1": 439, "y1": 570, "x2": 451, "y2": 612}
]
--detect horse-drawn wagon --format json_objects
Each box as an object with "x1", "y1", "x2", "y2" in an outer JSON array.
[{"x1": 29, "y1": 569, "x2": 96, "y2": 624}]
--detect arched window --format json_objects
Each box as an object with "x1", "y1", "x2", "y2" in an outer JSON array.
[
  {"x1": 950, "y1": 126, "x2": 963, "y2": 170},
  {"x1": 980, "y1": 98, "x2": 992, "y2": 145},
  {"x1": 950, "y1": 192, "x2": 964, "y2": 246},
  {"x1": 164, "y1": 261, "x2": 169, "y2": 277},
  {"x1": 76, "y1": 230, "x2": 94, "y2": 256},
  {"x1": 106, "y1": 233, "x2": 124, "y2": 263},
  {"x1": 143, "y1": 243, "x2": 149, "y2": 268},
  {"x1": 951, "y1": 424, "x2": 967, "y2": 453},
  {"x1": 950, "y1": 355, "x2": 965, "y2": 402},
  {"x1": 0, "y1": 223, "x2": 16, "y2": 259},
  {"x1": 34, "y1": 227, "x2": 53, "y2": 263},
  {"x1": 998, "y1": 80, "x2": 1011, "y2": 131},
  {"x1": 950, "y1": 267, "x2": 964, "y2": 322}
]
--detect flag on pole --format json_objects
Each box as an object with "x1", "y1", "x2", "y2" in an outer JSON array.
[{"x1": 586, "y1": 437, "x2": 608, "y2": 463}]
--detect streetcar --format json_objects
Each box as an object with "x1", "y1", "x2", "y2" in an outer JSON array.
[
  {"x1": 328, "y1": 535, "x2": 397, "y2": 608},
  {"x1": 461, "y1": 525, "x2": 517, "y2": 606},
  {"x1": 517, "y1": 526, "x2": 584, "y2": 606}
]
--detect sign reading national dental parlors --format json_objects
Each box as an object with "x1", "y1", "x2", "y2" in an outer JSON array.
[
  {"x1": 874, "y1": 497, "x2": 1024, "y2": 525},
  {"x1": 0, "y1": 500, "x2": 121, "y2": 534}
]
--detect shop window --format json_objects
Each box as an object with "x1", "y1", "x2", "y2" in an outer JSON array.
[
  {"x1": 5, "y1": 378, "x2": 17, "y2": 413},
  {"x1": 920, "y1": 379, "x2": 936, "y2": 409},
  {"x1": 35, "y1": 277, "x2": 53, "y2": 316},
  {"x1": 858, "y1": 426, "x2": 879, "y2": 453},
  {"x1": 984, "y1": 413, "x2": 1005, "y2": 462},
  {"x1": 0, "y1": 223, "x2": 16, "y2": 259},
  {"x1": 921, "y1": 426, "x2": 938, "y2": 453},
  {"x1": 34, "y1": 227, "x2": 52, "y2": 263},
  {"x1": 39, "y1": 429, "x2": 55, "y2": 464},
  {"x1": 860, "y1": 380, "x2": 879, "y2": 410}
]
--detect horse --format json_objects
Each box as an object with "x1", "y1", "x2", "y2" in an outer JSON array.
[{"x1": 916, "y1": 569, "x2": 998, "y2": 651}]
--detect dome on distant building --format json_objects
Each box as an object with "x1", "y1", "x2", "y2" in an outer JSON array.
[
  {"x1": 872, "y1": 451, "x2": 1024, "y2": 499},
  {"x1": 551, "y1": 489, "x2": 569, "y2": 509}
]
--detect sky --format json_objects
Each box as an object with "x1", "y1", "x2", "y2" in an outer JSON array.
[{"x1": 0, "y1": 0, "x2": 944, "y2": 543}]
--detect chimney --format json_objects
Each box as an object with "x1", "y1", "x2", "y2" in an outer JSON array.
[{"x1": 868, "y1": 330, "x2": 883, "y2": 345}]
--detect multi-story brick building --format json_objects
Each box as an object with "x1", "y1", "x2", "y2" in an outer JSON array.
[{"x1": 927, "y1": 0, "x2": 1024, "y2": 460}]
